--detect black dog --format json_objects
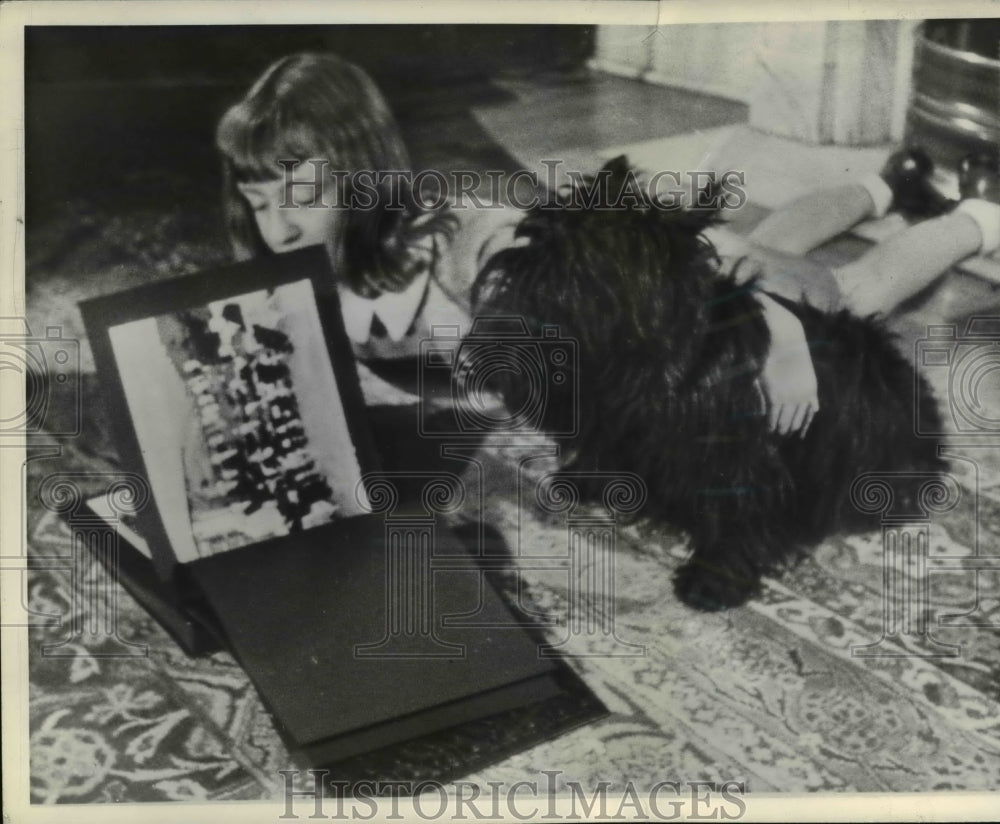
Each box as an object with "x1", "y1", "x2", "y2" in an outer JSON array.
[{"x1": 472, "y1": 158, "x2": 946, "y2": 610}]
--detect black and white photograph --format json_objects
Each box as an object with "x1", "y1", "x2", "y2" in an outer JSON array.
[
  {"x1": 3, "y1": 2, "x2": 1000, "y2": 821},
  {"x1": 107, "y1": 280, "x2": 368, "y2": 560}
]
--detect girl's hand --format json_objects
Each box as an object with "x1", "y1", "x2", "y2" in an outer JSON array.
[{"x1": 756, "y1": 293, "x2": 818, "y2": 437}]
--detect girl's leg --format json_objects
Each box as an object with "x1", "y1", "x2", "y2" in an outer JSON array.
[
  {"x1": 832, "y1": 209, "x2": 990, "y2": 316},
  {"x1": 747, "y1": 183, "x2": 879, "y2": 257},
  {"x1": 747, "y1": 147, "x2": 951, "y2": 258}
]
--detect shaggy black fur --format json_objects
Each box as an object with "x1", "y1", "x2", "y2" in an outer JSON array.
[{"x1": 472, "y1": 157, "x2": 946, "y2": 610}]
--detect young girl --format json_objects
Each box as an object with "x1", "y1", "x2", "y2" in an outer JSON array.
[
  {"x1": 214, "y1": 52, "x2": 519, "y2": 370},
  {"x1": 214, "y1": 51, "x2": 819, "y2": 431}
]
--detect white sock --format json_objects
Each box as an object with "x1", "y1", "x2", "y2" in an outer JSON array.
[
  {"x1": 956, "y1": 198, "x2": 1000, "y2": 255},
  {"x1": 858, "y1": 173, "x2": 894, "y2": 219}
]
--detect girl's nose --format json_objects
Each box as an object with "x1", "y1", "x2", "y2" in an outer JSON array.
[{"x1": 263, "y1": 207, "x2": 302, "y2": 250}]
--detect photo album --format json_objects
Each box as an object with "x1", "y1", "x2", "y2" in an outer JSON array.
[
  {"x1": 80, "y1": 245, "x2": 376, "y2": 578},
  {"x1": 78, "y1": 245, "x2": 601, "y2": 772}
]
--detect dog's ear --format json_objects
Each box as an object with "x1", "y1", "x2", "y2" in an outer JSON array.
[
  {"x1": 599, "y1": 154, "x2": 633, "y2": 190},
  {"x1": 598, "y1": 155, "x2": 724, "y2": 227},
  {"x1": 597, "y1": 155, "x2": 648, "y2": 211}
]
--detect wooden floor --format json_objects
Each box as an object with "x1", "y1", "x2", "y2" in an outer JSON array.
[{"x1": 469, "y1": 70, "x2": 748, "y2": 174}]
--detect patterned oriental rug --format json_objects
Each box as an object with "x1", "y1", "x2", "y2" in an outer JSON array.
[
  {"x1": 23, "y1": 365, "x2": 1000, "y2": 802},
  {"x1": 21, "y1": 115, "x2": 1000, "y2": 801}
]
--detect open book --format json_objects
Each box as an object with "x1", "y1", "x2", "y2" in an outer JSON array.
[{"x1": 77, "y1": 246, "x2": 603, "y2": 772}]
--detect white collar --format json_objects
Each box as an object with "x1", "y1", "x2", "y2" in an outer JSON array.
[{"x1": 339, "y1": 268, "x2": 431, "y2": 345}]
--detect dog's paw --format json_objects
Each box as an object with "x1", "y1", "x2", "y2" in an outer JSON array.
[{"x1": 673, "y1": 561, "x2": 759, "y2": 611}]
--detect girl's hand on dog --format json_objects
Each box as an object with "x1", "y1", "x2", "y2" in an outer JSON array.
[{"x1": 757, "y1": 294, "x2": 819, "y2": 437}]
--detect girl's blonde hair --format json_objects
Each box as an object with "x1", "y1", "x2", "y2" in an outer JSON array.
[{"x1": 216, "y1": 52, "x2": 454, "y2": 296}]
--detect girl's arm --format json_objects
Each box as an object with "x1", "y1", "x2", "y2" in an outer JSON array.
[
  {"x1": 755, "y1": 292, "x2": 819, "y2": 437},
  {"x1": 708, "y1": 228, "x2": 820, "y2": 437}
]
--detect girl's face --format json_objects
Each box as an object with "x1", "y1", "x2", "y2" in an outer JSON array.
[{"x1": 237, "y1": 165, "x2": 345, "y2": 265}]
